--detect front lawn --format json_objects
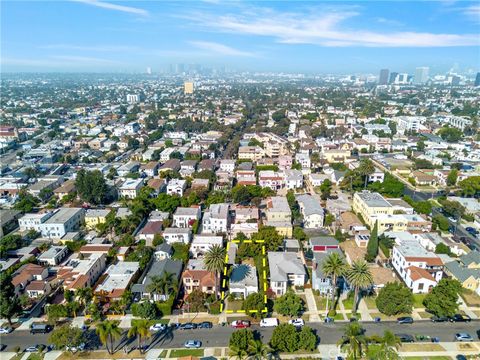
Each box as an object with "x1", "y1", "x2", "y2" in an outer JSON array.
[
  {"x1": 461, "y1": 289, "x2": 480, "y2": 307},
  {"x1": 226, "y1": 299, "x2": 244, "y2": 311},
  {"x1": 342, "y1": 296, "x2": 354, "y2": 310},
  {"x1": 169, "y1": 349, "x2": 204, "y2": 357},
  {"x1": 363, "y1": 296, "x2": 377, "y2": 310},
  {"x1": 400, "y1": 343, "x2": 444, "y2": 352},
  {"x1": 314, "y1": 295, "x2": 328, "y2": 311},
  {"x1": 412, "y1": 294, "x2": 426, "y2": 308}
]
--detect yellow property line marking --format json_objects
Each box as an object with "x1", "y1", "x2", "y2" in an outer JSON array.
[
  {"x1": 244, "y1": 240, "x2": 252, "y2": 243},
  {"x1": 232, "y1": 240, "x2": 240, "y2": 243},
  {"x1": 262, "y1": 258, "x2": 266, "y2": 267},
  {"x1": 262, "y1": 246, "x2": 266, "y2": 255},
  {"x1": 223, "y1": 267, "x2": 227, "y2": 276},
  {"x1": 222, "y1": 279, "x2": 226, "y2": 287},
  {"x1": 255, "y1": 240, "x2": 264, "y2": 243},
  {"x1": 226, "y1": 242, "x2": 230, "y2": 251},
  {"x1": 220, "y1": 303, "x2": 224, "y2": 312},
  {"x1": 237, "y1": 310, "x2": 246, "y2": 313},
  {"x1": 226, "y1": 310, "x2": 234, "y2": 313}
]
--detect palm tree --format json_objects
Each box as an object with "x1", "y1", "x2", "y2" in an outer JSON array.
[
  {"x1": 322, "y1": 252, "x2": 347, "y2": 310},
  {"x1": 127, "y1": 319, "x2": 151, "y2": 354},
  {"x1": 75, "y1": 287, "x2": 93, "y2": 312},
  {"x1": 146, "y1": 272, "x2": 178, "y2": 301},
  {"x1": 230, "y1": 346, "x2": 249, "y2": 360},
  {"x1": 337, "y1": 322, "x2": 368, "y2": 360},
  {"x1": 357, "y1": 159, "x2": 375, "y2": 189},
  {"x1": 203, "y1": 244, "x2": 226, "y2": 299},
  {"x1": 248, "y1": 339, "x2": 269, "y2": 360},
  {"x1": 95, "y1": 320, "x2": 122, "y2": 354},
  {"x1": 374, "y1": 330, "x2": 401, "y2": 360},
  {"x1": 346, "y1": 260, "x2": 374, "y2": 313}
]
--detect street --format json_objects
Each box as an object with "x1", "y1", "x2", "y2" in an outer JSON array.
[{"x1": 1, "y1": 320, "x2": 479, "y2": 352}]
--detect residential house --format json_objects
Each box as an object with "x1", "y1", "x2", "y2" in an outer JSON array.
[
  {"x1": 57, "y1": 253, "x2": 107, "y2": 291},
  {"x1": 53, "y1": 179, "x2": 76, "y2": 199},
  {"x1": 166, "y1": 179, "x2": 187, "y2": 197},
  {"x1": 38, "y1": 208, "x2": 84, "y2": 239},
  {"x1": 202, "y1": 203, "x2": 230, "y2": 234},
  {"x1": 445, "y1": 251, "x2": 480, "y2": 295},
  {"x1": 138, "y1": 221, "x2": 163, "y2": 246},
  {"x1": 180, "y1": 160, "x2": 197, "y2": 177},
  {"x1": 284, "y1": 169, "x2": 303, "y2": 189},
  {"x1": 229, "y1": 264, "x2": 259, "y2": 298},
  {"x1": 265, "y1": 196, "x2": 291, "y2": 222},
  {"x1": 268, "y1": 252, "x2": 306, "y2": 295},
  {"x1": 258, "y1": 170, "x2": 284, "y2": 191},
  {"x1": 85, "y1": 209, "x2": 111, "y2": 230},
  {"x1": 295, "y1": 153, "x2": 311, "y2": 169},
  {"x1": 163, "y1": 227, "x2": 192, "y2": 245},
  {"x1": 141, "y1": 161, "x2": 159, "y2": 177},
  {"x1": 131, "y1": 259, "x2": 182, "y2": 301},
  {"x1": 147, "y1": 178, "x2": 166, "y2": 196},
  {"x1": 238, "y1": 146, "x2": 265, "y2": 162},
  {"x1": 12, "y1": 263, "x2": 51, "y2": 298},
  {"x1": 190, "y1": 235, "x2": 223, "y2": 258},
  {"x1": 219, "y1": 159, "x2": 235, "y2": 174},
  {"x1": 182, "y1": 260, "x2": 217, "y2": 296},
  {"x1": 173, "y1": 206, "x2": 201, "y2": 228},
  {"x1": 95, "y1": 261, "x2": 140, "y2": 301},
  {"x1": 38, "y1": 245, "x2": 69, "y2": 266},
  {"x1": 154, "y1": 243, "x2": 173, "y2": 261},
  {"x1": 236, "y1": 170, "x2": 256, "y2": 186},
  {"x1": 18, "y1": 212, "x2": 54, "y2": 232},
  {"x1": 296, "y1": 194, "x2": 324, "y2": 229},
  {"x1": 119, "y1": 178, "x2": 144, "y2": 199},
  {"x1": 278, "y1": 155, "x2": 293, "y2": 170}
]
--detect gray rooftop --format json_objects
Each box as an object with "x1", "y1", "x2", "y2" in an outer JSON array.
[
  {"x1": 356, "y1": 191, "x2": 391, "y2": 208},
  {"x1": 268, "y1": 251, "x2": 306, "y2": 282},
  {"x1": 296, "y1": 194, "x2": 323, "y2": 216},
  {"x1": 44, "y1": 208, "x2": 84, "y2": 224},
  {"x1": 131, "y1": 259, "x2": 182, "y2": 294},
  {"x1": 230, "y1": 264, "x2": 258, "y2": 288}
]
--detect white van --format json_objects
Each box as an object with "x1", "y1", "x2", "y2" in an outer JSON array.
[{"x1": 260, "y1": 318, "x2": 279, "y2": 327}]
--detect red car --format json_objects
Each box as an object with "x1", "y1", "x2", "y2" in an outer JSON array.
[{"x1": 231, "y1": 320, "x2": 251, "y2": 329}]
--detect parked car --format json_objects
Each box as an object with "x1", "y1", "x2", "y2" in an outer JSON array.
[
  {"x1": 24, "y1": 346, "x2": 40, "y2": 353},
  {"x1": 450, "y1": 314, "x2": 471, "y2": 322},
  {"x1": 149, "y1": 323, "x2": 167, "y2": 332},
  {"x1": 30, "y1": 323, "x2": 52, "y2": 334},
  {"x1": 184, "y1": 340, "x2": 201, "y2": 348},
  {"x1": 456, "y1": 355, "x2": 468, "y2": 360},
  {"x1": 198, "y1": 321, "x2": 212, "y2": 329},
  {"x1": 180, "y1": 323, "x2": 197, "y2": 330},
  {"x1": 431, "y1": 316, "x2": 449, "y2": 322},
  {"x1": 0, "y1": 344, "x2": 6, "y2": 351},
  {"x1": 455, "y1": 333, "x2": 473, "y2": 342},
  {"x1": 396, "y1": 334, "x2": 414, "y2": 343},
  {"x1": 397, "y1": 317, "x2": 414, "y2": 324},
  {"x1": 231, "y1": 320, "x2": 251, "y2": 329},
  {"x1": 260, "y1": 318, "x2": 279, "y2": 327},
  {"x1": 466, "y1": 227, "x2": 478, "y2": 235},
  {"x1": 0, "y1": 327, "x2": 13, "y2": 334},
  {"x1": 288, "y1": 318, "x2": 305, "y2": 327},
  {"x1": 170, "y1": 323, "x2": 181, "y2": 329},
  {"x1": 66, "y1": 343, "x2": 85, "y2": 353}
]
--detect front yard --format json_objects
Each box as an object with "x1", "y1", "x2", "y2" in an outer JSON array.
[{"x1": 412, "y1": 294, "x2": 427, "y2": 308}]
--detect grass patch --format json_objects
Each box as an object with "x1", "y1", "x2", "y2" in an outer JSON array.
[
  {"x1": 363, "y1": 296, "x2": 377, "y2": 310},
  {"x1": 27, "y1": 355, "x2": 44, "y2": 360},
  {"x1": 417, "y1": 311, "x2": 432, "y2": 319},
  {"x1": 169, "y1": 349, "x2": 204, "y2": 358},
  {"x1": 159, "y1": 350, "x2": 168, "y2": 358},
  {"x1": 412, "y1": 294, "x2": 426, "y2": 308},
  {"x1": 131, "y1": 319, "x2": 169, "y2": 327},
  {"x1": 400, "y1": 343, "x2": 444, "y2": 352},
  {"x1": 342, "y1": 296, "x2": 354, "y2": 310},
  {"x1": 314, "y1": 295, "x2": 328, "y2": 311},
  {"x1": 226, "y1": 299, "x2": 244, "y2": 311},
  {"x1": 461, "y1": 289, "x2": 480, "y2": 307}
]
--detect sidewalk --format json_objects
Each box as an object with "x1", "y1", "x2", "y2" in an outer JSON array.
[{"x1": 304, "y1": 288, "x2": 321, "y2": 322}]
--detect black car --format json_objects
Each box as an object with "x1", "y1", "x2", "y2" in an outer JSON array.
[
  {"x1": 180, "y1": 323, "x2": 197, "y2": 330},
  {"x1": 431, "y1": 316, "x2": 449, "y2": 322},
  {"x1": 456, "y1": 355, "x2": 468, "y2": 360},
  {"x1": 198, "y1": 321, "x2": 212, "y2": 329},
  {"x1": 397, "y1": 317, "x2": 414, "y2": 324},
  {"x1": 396, "y1": 334, "x2": 414, "y2": 343},
  {"x1": 450, "y1": 314, "x2": 471, "y2": 322}
]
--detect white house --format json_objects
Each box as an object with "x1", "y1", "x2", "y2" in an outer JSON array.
[
  {"x1": 190, "y1": 235, "x2": 223, "y2": 258},
  {"x1": 219, "y1": 159, "x2": 235, "y2": 174},
  {"x1": 38, "y1": 208, "x2": 85, "y2": 239},
  {"x1": 119, "y1": 178, "x2": 144, "y2": 199},
  {"x1": 284, "y1": 169, "x2": 303, "y2": 189},
  {"x1": 162, "y1": 227, "x2": 192, "y2": 244},
  {"x1": 38, "y1": 245, "x2": 69, "y2": 266},
  {"x1": 166, "y1": 179, "x2": 186, "y2": 197},
  {"x1": 268, "y1": 252, "x2": 306, "y2": 296},
  {"x1": 296, "y1": 194, "x2": 324, "y2": 229},
  {"x1": 229, "y1": 264, "x2": 258, "y2": 298},
  {"x1": 202, "y1": 203, "x2": 230, "y2": 234},
  {"x1": 173, "y1": 206, "x2": 201, "y2": 228},
  {"x1": 18, "y1": 212, "x2": 55, "y2": 232},
  {"x1": 295, "y1": 153, "x2": 311, "y2": 169}
]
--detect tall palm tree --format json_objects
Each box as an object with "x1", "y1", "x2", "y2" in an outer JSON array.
[
  {"x1": 127, "y1": 319, "x2": 151, "y2": 354},
  {"x1": 322, "y1": 252, "x2": 347, "y2": 310},
  {"x1": 75, "y1": 287, "x2": 93, "y2": 312},
  {"x1": 346, "y1": 260, "x2": 374, "y2": 313},
  {"x1": 248, "y1": 339, "x2": 269, "y2": 360},
  {"x1": 95, "y1": 320, "x2": 122, "y2": 355},
  {"x1": 337, "y1": 322, "x2": 368, "y2": 360},
  {"x1": 146, "y1": 272, "x2": 178, "y2": 301},
  {"x1": 373, "y1": 330, "x2": 401, "y2": 360},
  {"x1": 357, "y1": 159, "x2": 375, "y2": 189},
  {"x1": 203, "y1": 244, "x2": 226, "y2": 299},
  {"x1": 230, "y1": 346, "x2": 249, "y2": 360}
]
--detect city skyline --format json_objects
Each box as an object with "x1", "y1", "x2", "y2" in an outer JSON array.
[{"x1": 1, "y1": 0, "x2": 480, "y2": 73}]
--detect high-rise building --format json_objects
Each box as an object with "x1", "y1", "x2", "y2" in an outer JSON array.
[
  {"x1": 146, "y1": 67, "x2": 152, "y2": 75},
  {"x1": 475, "y1": 72, "x2": 480, "y2": 87},
  {"x1": 175, "y1": 63, "x2": 185, "y2": 74},
  {"x1": 379, "y1": 69, "x2": 389, "y2": 85},
  {"x1": 126, "y1": 94, "x2": 140, "y2": 103},
  {"x1": 389, "y1": 72, "x2": 398, "y2": 84},
  {"x1": 184, "y1": 81, "x2": 194, "y2": 95},
  {"x1": 394, "y1": 73, "x2": 409, "y2": 84},
  {"x1": 414, "y1": 67, "x2": 429, "y2": 84}
]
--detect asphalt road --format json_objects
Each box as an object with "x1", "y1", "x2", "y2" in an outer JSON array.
[{"x1": 1, "y1": 320, "x2": 479, "y2": 352}]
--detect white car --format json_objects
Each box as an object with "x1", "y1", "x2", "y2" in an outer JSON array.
[
  {"x1": 288, "y1": 318, "x2": 305, "y2": 327},
  {"x1": 66, "y1": 343, "x2": 85, "y2": 353},
  {"x1": 0, "y1": 327, "x2": 13, "y2": 334},
  {"x1": 455, "y1": 333, "x2": 473, "y2": 342},
  {"x1": 149, "y1": 323, "x2": 167, "y2": 332}
]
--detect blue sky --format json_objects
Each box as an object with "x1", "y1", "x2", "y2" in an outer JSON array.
[{"x1": 1, "y1": 0, "x2": 479, "y2": 73}]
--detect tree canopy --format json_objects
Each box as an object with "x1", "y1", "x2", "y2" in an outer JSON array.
[
  {"x1": 375, "y1": 282, "x2": 413, "y2": 316},
  {"x1": 423, "y1": 278, "x2": 462, "y2": 317}
]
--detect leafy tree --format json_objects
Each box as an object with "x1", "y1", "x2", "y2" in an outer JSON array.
[
  {"x1": 447, "y1": 169, "x2": 458, "y2": 186},
  {"x1": 49, "y1": 324, "x2": 84, "y2": 351},
  {"x1": 423, "y1": 278, "x2": 462, "y2": 317},
  {"x1": 128, "y1": 319, "x2": 151, "y2": 354},
  {"x1": 229, "y1": 328, "x2": 255, "y2": 354},
  {"x1": 375, "y1": 282, "x2": 413, "y2": 316},
  {"x1": 171, "y1": 243, "x2": 190, "y2": 263},
  {"x1": 324, "y1": 213, "x2": 335, "y2": 227},
  {"x1": 131, "y1": 301, "x2": 159, "y2": 320},
  {"x1": 270, "y1": 323, "x2": 299, "y2": 352},
  {"x1": 346, "y1": 260, "x2": 374, "y2": 313},
  {"x1": 46, "y1": 304, "x2": 69, "y2": 324},
  {"x1": 75, "y1": 169, "x2": 109, "y2": 204},
  {"x1": 435, "y1": 243, "x2": 452, "y2": 256},
  {"x1": 457, "y1": 176, "x2": 480, "y2": 197},
  {"x1": 365, "y1": 221, "x2": 379, "y2": 262},
  {"x1": 337, "y1": 322, "x2": 368, "y2": 360},
  {"x1": 439, "y1": 199, "x2": 465, "y2": 219},
  {"x1": 298, "y1": 326, "x2": 318, "y2": 351},
  {"x1": 152, "y1": 193, "x2": 181, "y2": 213},
  {"x1": 0, "y1": 273, "x2": 19, "y2": 324},
  {"x1": 322, "y1": 252, "x2": 347, "y2": 310},
  {"x1": 13, "y1": 189, "x2": 40, "y2": 212},
  {"x1": 438, "y1": 127, "x2": 463, "y2": 143},
  {"x1": 95, "y1": 320, "x2": 122, "y2": 355},
  {"x1": 273, "y1": 291, "x2": 304, "y2": 317},
  {"x1": 319, "y1": 179, "x2": 332, "y2": 200},
  {"x1": 293, "y1": 226, "x2": 307, "y2": 242},
  {"x1": 243, "y1": 293, "x2": 265, "y2": 317},
  {"x1": 251, "y1": 226, "x2": 283, "y2": 251},
  {"x1": 432, "y1": 214, "x2": 449, "y2": 232},
  {"x1": 0, "y1": 234, "x2": 25, "y2": 258},
  {"x1": 206, "y1": 191, "x2": 226, "y2": 206},
  {"x1": 402, "y1": 196, "x2": 432, "y2": 215}
]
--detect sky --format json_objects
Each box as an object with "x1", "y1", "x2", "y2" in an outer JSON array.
[{"x1": 1, "y1": 0, "x2": 479, "y2": 74}]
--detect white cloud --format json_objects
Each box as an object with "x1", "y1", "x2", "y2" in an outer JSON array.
[
  {"x1": 189, "y1": 41, "x2": 256, "y2": 57},
  {"x1": 73, "y1": 0, "x2": 148, "y2": 16},
  {"x1": 463, "y1": 4, "x2": 480, "y2": 20},
  {"x1": 185, "y1": 6, "x2": 479, "y2": 47}
]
